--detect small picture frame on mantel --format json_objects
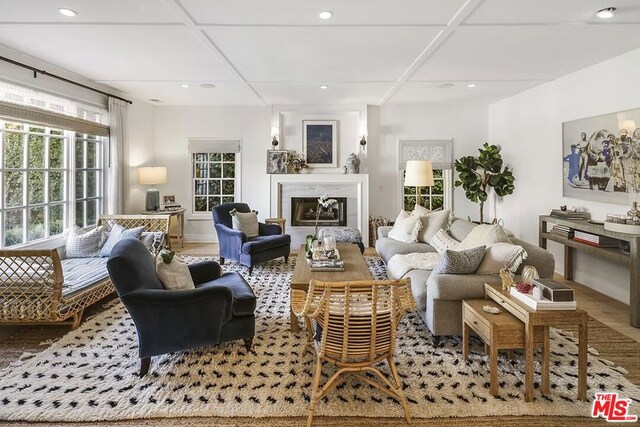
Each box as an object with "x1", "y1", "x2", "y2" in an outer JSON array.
[
  {"x1": 266, "y1": 150, "x2": 288, "y2": 174},
  {"x1": 303, "y1": 120, "x2": 338, "y2": 168}
]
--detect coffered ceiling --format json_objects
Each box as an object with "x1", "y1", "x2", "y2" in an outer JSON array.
[{"x1": 0, "y1": 0, "x2": 639, "y2": 106}]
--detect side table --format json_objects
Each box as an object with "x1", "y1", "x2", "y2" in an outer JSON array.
[
  {"x1": 141, "y1": 208, "x2": 185, "y2": 249},
  {"x1": 484, "y1": 283, "x2": 588, "y2": 402},
  {"x1": 265, "y1": 217, "x2": 286, "y2": 234}
]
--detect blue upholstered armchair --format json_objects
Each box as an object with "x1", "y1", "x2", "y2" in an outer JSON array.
[
  {"x1": 212, "y1": 203, "x2": 291, "y2": 275},
  {"x1": 106, "y1": 238, "x2": 256, "y2": 377}
]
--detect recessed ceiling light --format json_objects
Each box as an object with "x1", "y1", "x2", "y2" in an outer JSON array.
[
  {"x1": 199, "y1": 83, "x2": 216, "y2": 89},
  {"x1": 181, "y1": 84, "x2": 190, "y2": 88},
  {"x1": 58, "y1": 8, "x2": 77, "y2": 17},
  {"x1": 596, "y1": 7, "x2": 616, "y2": 19},
  {"x1": 319, "y1": 10, "x2": 333, "y2": 20},
  {"x1": 438, "y1": 83, "x2": 454, "y2": 89},
  {"x1": 149, "y1": 99, "x2": 161, "y2": 103},
  {"x1": 319, "y1": 85, "x2": 329, "y2": 89},
  {"x1": 467, "y1": 83, "x2": 476, "y2": 88}
]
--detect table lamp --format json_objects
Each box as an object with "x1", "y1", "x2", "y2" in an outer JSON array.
[
  {"x1": 404, "y1": 160, "x2": 434, "y2": 207},
  {"x1": 138, "y1": 166, "x2": 167, "y2": 211}
]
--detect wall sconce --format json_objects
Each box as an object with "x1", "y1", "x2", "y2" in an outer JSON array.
[
  {"x1": 359, "y1": 126, "x2": 367, "y2": 150},
  {"x1": 271, "y1": 126, "x2": 279, "y2": 147}
]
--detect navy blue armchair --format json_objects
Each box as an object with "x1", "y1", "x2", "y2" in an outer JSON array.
[
  {"x1": 212, "y1": 203, "x2": 291, "y2": 275},
  {"x1": 106, "y1": 238, "x2": 256, "y2": 377}
]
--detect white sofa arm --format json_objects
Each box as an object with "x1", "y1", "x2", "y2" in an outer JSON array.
[{"x1": 378, "y1": 226, "x2": 393, "y2": 239}]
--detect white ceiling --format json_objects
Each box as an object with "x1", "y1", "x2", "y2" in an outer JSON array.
[{"x1": 0, "y1": 0, "x2": 639, "y2": 106}]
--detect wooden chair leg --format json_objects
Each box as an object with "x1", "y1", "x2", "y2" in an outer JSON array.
[
  {"x1": 70, "y1": 311, "x2": 83, "y2": 330},
  {"x1": 284, "y1": 255, "x2": 289, "y2": 263},
  {"x1": 387, "y1": 356, "x2": 412, "y2": 424},
  {"x1": 307, "y1": 358, "x2": 323, "y2": 427},
  {"x1": 243, "y1": 337, "x2": 253, "y2": 352},
  {"x1": 140, "y1": 357, "x2": 151, "y2": 377},
  {"x1": 248, "y1": 265, "x2": 253, "y2": 276},
  {"x1": 219, "y1": 257, "x2": 225, "y2": 265}
]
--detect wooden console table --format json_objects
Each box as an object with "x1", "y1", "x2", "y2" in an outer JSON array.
[{"x1": 539, "y1": 215, "x2": 639, "y2": 328}]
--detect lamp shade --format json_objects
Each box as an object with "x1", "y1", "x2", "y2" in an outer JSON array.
[
  {"x1": 404, "y1": 160, "x2": 434, "y2": 186},
  {"x1": 138, "y1": 167, "x2": 167, "y2": 185}
]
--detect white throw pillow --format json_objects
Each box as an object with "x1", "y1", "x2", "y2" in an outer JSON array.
[
  {"x1": 388, "y1": 211, "x2": 422, "y2": 243},
  {"x1": 412, "y1": 204, "x2": 430, "y2": 217},
  {"x1": 417, "y1": 209, "x2": 451, "y2": 243},
  {"x1": 457, "y1": 224, "x2": 512, "y2": 251},
  {"x1": 156, "y1": 254, "x2": 195, "y2": 290},
  {"x1": 65, "y1": 225, "x2": 104, "y2": 258},
  {"x1": 475, "y1": 242, "x2": 528, "y2": 274},
  {"x1": 231, "y1": 211, "x2": 259, "y2": 237},
  {"x1": 429, "y1": 228, "x2": 460, "y2": 254}
]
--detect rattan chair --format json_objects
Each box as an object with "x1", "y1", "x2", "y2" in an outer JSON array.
[{"x1": 294, "y1": 279, "x2": 416, "y2": 427}]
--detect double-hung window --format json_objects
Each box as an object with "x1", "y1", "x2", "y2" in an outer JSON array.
[
  {"x1": 398, "y1": 139, "x2": 453, "y2": 212},
  {"x1": 188, "y1": 138, "x2": 241, "y2": 217}
]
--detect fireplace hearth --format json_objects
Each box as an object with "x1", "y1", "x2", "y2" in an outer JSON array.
[{"x1": 291, "y1": 197, "x2": 347, "y2": 227}]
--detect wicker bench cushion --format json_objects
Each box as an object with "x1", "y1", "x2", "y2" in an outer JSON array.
[{"x1": 61, "y1": 258, "x2": 110, "y2": 298}]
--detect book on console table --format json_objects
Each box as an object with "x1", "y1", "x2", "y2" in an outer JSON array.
[
  {"x1": 572, "y1": 230, "x2": 619, "y2": 248},
  {"x1": 509, "y1": 288, "x2": 577, "y2": 310},
  {"x1": 310, "y1": 259, "x2": 345, "y2": 272},
  {"x1": 550, "y1": 209, "x2": 589, "y2": 220}
]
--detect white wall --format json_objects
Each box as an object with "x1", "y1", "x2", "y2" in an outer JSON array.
[
  {"x1": 153, "y1": 106, "x2": 271, "y2": 241},
  {"x1": 370, "y1": 102, "x2": 489, "y2": 221},
  {"x1": 489, "y1": 47, "x2": 640, "y2": 304},
  {"x1": 124, "y1": 99, "x2": 156, "y2": 213}
]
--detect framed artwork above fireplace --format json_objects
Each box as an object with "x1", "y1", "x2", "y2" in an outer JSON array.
[{"x1": 303, "y1": 120, "x2": 338, "y2": 168}]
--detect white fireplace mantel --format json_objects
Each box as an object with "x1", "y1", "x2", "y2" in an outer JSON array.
[{"x1": 270, "y1": 174, "x2": 369, "y2": 248}]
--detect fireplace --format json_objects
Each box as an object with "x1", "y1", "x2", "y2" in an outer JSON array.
[{"x1": 291, "y1": 197, "x2": 347, "y2": 227}]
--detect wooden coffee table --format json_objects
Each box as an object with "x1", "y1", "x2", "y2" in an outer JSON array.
[{"x1": 289, "y1": 243, "x2": 373, "y2": 332}]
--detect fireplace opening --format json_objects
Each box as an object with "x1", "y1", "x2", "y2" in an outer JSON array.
[{"x1": 291, "y1": 197, "x2": 347, "y2": 227}]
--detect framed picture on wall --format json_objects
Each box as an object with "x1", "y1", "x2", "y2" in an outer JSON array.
[
  {"x1": 303, "y1": 120, "x2": 338, "y2": 167},
  {"x1": 266, "y1": 150, "x2": 288, "y2": 174},
  {"x1": 562, "y1": 107, "x2": 640, "y2": 204}
]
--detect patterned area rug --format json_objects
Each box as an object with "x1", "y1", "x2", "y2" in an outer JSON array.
[{"x1": 0, "y1": 256, "x2": 639, "y2": 422}]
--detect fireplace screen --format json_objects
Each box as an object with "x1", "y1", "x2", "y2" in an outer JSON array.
[{"x1": 291, "y1": 197, "x2": 347, "y2": 227}]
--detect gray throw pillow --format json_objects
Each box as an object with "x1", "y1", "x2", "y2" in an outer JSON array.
[
  {"x1": 231, "y1": 211, "x2": 259, "y2": 237},
  {"x1": 432, "y1": 246, "x2": 486, "y2": 275},
  {"x1": 99, "y1": 224, "x2": 145, "y2": 257},
  {"x1": 140, "y1": 231, "x2": 165, "y2": 250}
]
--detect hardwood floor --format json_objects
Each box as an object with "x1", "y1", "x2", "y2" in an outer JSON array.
[{"x1": 177, "y1": 243, "x2": 640, "y2": 343}]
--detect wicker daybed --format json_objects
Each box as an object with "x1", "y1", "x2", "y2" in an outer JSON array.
[{"x1": 0, "y1": 214, "x2": 170, "y2": 329}]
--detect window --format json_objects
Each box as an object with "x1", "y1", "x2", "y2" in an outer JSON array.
[
  {"x1": 0, "y1": 119, "x2": 104, "y2": 247},
  {"x1": 188, "y1": 139, "x2": 241, "y2": 216},
  {"x1": 402, "y1": 169, "x2": 448, "y2": 211},
  {"x1": 398, "y1": 139, "x2": 453, "y2": 212}
]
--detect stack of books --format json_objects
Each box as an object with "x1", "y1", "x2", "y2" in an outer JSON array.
[
  {"x1": 550, "y1": 209, "x2": 589, "y2": 220},
  {"x1": 509, "y1": 287, "x2": 577, "y2": 310},
  {"x1": 550, "y1": 224, "x2": 574, "y2": 239},
  {"x1": 310, "y1": 258, "x2": 345, "y2": 272},
  {"x1": 573, "y1": 230, "x2": 619, "y2": 248},
  {"x1": 163, "y1": 203, "x2": 182, "y2": 211}
]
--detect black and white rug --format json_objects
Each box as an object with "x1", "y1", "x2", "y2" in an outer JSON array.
[{"x1": 0, "y1": 256, "x2": 639, "y2": 422}]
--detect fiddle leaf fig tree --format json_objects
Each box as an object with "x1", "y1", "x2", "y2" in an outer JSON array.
[{"x1": 454, "y1": 143, "x2": 515, "y2": 223}]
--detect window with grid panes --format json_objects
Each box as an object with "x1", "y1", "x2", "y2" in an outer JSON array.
[
  {"x1": 0, "y1": 120, "x2": 104, "y2": 247},
  {"x1": 193, "y1": 152, "x2": 236, "y2": 212},
  {"x1": 74, "y1": 133, "x2": 103, "y2": 227},
  {"x1": 402, "y1": 169, "x2": 446, "y2": 211}
]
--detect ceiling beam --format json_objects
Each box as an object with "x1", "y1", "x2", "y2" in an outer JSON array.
[
  {"x1": 377, "y1": 0, "x2": 484, "y2": 105},
  {"x1": 161, "y1": 0, "x2": 266, "y2": 105}
]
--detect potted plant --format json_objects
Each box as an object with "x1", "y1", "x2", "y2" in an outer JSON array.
[{"x1": 454, "y1": 143, "x2": 515, "y2": 223}]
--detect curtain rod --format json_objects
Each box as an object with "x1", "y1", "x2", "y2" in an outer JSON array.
[{"x1": 0, "y1": 55, "x2": 133, "y2": 105}]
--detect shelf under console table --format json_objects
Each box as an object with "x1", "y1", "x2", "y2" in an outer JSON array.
[{"x1": 539, "y1": 215, "x2": 639, "y2": 327}]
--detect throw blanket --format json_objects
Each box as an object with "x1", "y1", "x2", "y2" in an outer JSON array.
[{"x1": 387, "y1": 252, "x2": 441, "y2": 279}]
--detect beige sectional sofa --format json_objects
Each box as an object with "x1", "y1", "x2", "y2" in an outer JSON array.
[{"x1": 376, "y1": 218, "x2": 555, "y2": 336}]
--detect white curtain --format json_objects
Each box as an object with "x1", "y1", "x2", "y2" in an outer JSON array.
[{"x1": 107, "y1": 98, "x2": 128, "y2": 214}]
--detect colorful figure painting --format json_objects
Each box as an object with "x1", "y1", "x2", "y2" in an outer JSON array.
[{"x1": 563, "y1": 108, "x2": 640, "y2": 204}]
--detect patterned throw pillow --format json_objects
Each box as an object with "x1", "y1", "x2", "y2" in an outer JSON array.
[
  {"x1": 432, "y1": 246, "x2": 486, "y2": 275},
  {"x1": 140, "y1": 231, "x2": 165, "y2": 251},
  {"x1": 231, "y1": 210, "x2": 259, "y2": 237},
  {"x1": 99, "y1": 224, "x2": 145, "y2": 257},
  {"x1": 65, "y1": 225, "x2": 104, "y2": 258},
  {"x1": 429, "y1": 228, "x2": 460, "y2": 254},
  {"x1": 388, "y1": 211, "x2": 422, "y2": 243}
]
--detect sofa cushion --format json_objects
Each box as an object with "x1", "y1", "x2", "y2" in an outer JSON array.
[
  {"x1": 375, "y1": 237, "x2": 436, "y2": 264},
  {"x1": 429, "y1": 228, "x2": 460, "y2": 254},
  {"x1": 417, "y1": 209, "x2": 451, "y2": 243},
  {"x1": 427, "y1": 272, "x2": 502, "y2": 301},
  {"x1": 61, "y1": 258, "x2": 110, "y2": 297},
  {"x1": 448, "y1": 219, "x2": 478, "y2": 242},
  {"x1": 241, "y1": 234, "x2": 291, "y2": 254},
  {"x1": 432, "y1": 246, "x2": 486, "y2": 275},
  {"x1": 65, "y1": 225, "x2": 104, "y2": 258},
  {"x1": 388, "y1": 211, "x2": 422, "y2": 243},
  {"x1": 458, "y1": 224, "x2": 512, "y2": 251},
  {"x1": 198, "y1": 271, "x2": 256, "y2": 316}
]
